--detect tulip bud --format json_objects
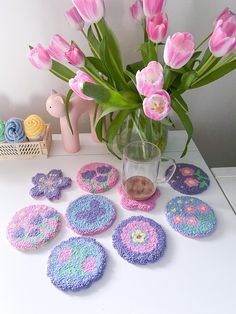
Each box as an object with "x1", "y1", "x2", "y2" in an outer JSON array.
[
  {"x1": 72, "y1": 0, "x2": 105, "y2": 23},
  {"x1": 69, "y1": 70, "x2": 95, "y2": 100},
  {"x1": 146, "y1": 12, "x2": 168, "y2": 43},
  {"x1": 65, "y1": 6, "x2": 85, "y2": 30},
  {"x1": 143, "y1": 0, "x2": 166, "y2": 18},
  {"x1": 164, "y1": 32, "x2": 195, "y2": 69},
  {"x1": 65, "y1": 44, "x2": 85, "y2": 67},
  {"x1": 130, "y1": 0, "x2": 144, "y2": 22},
  {"x1": 48, "y1": 34, "x2": 70, "y2": 62},
  {"x1": 214, "y1": 7, "x2": 234, "y2": 27},
  {"x1": 143, "y1": 90, "x2": 171, "y2": 121},
  {"x1": 28, "y1": 44, "x2": 52, "y2": 70}
]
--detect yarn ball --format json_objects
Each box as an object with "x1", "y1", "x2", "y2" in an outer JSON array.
[
  {"x1": 4, "y1": 118, "x2": 27, "y2": 144},
  {"x1": 0, "y1": 120, "x2": 5, "y2": 142},
  {"x1": 47, "y1": 237, "x2": 106, "y2": 292},
  {"x1": 112, "y1": 216, "x2": 166, "y2": 265},
  {"x1": 66, "y1": 195, "x2": 116, "y2": 235},
  {"x1": 166, "y1": 163, "x2": 210, "y2": 195},
  {"x1": 76, "y1": 162, "x2": 119, "y2": 193},
  {"x1": 24, "y1": 114, "x2": 46, "y2": 141},
  {"x1": 166, "y1": 196, "x2": 217, "y2": 238},
  {"x1": 7, "y1": 205, "x2": 61, "y2": 251}
]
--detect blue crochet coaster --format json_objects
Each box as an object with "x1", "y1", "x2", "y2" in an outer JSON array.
[
  {"x1": 166, "y1": 163, "x2": 210, "y2": 195},
  {"x1": 66, "y1": 195, "x2": 116, "y2": 236},
  {"x1": 47, "y1": 237, "x2": 106, "y2": 292},
  {"x1": 166, "y1": 196, "x2": 217, "y2": 238},
  {"x1": 112, "y1": 216, "x2": 166, "y2": 265}
]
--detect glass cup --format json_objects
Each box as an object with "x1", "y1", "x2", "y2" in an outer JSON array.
[{"x1": 122, "y1": 141, "x2": 176, "y2": 201}]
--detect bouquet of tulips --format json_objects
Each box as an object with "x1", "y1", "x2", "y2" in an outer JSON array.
[{"x1": 29, "y1": 0, "x2": 236, "y2": 157}]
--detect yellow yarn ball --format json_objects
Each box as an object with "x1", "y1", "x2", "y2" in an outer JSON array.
[{"x1": 24, "y1": 114, "x2": 46, "y2": 140}]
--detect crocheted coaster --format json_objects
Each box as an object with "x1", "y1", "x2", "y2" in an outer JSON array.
[
  {"x1": 47, "y1": 237, "x2": 106, "y2": 292},
  {"x1": 66, "y1": 195, "x2": 116, "y2": 235},
  {"x1": 166, "y1": 163, "x2": 210, "y2": 195},
  {"x1": 112, "y1": 216, "x2": 166, "y2": 265},
  {"x1": 7, "y1": 205, "x2": 61, "y2": 251},
  {"x1": 166, "y1": 196, "x2": 217, "y2": 238},
  {"x1": 76, "y1": 162, "x2": 119, "y2": 193},
  {"x1": 30, "y1": 169, "x2": 72, "y2": 201},
  {"x1": 118, "y1": 184, "x2": 161, "y2": 212}
]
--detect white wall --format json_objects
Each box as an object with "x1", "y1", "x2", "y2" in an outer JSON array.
[{"x1": 0, "y1": 0, "x2": 235, "y2": 166}]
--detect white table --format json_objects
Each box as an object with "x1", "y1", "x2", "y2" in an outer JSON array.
[{"x1": 1, "y1": 131, "x2": 236, "y2": 314}]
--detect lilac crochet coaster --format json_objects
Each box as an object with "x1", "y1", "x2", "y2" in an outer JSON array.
[
  {"x1": 66, "y1": 195, "x2": 116, "y2": 235},
  {"x1": 166, "y1": 196, "x2": 217, "y2": 238},
  {"x1": 166, "y1": 163, "x2": 210, "y2": 195},
  {"x1": 7, "y1": 205, "x2": 61, "y2": 251},
  {"x1": 76, "y1": 162, "x2": 119, "y2": 193},
  {"x1": 30, "y1": 169, "x2": 72, "y2": 201},
  {"x1": 118, "y1": 184, "x2": 161, "y2": 212},
  {"x1": 112, "y1": 216, "x2": 166, "y2": 265},
  {"x1": 47, "y1": 237, "x2": 106, "y2": 292}
]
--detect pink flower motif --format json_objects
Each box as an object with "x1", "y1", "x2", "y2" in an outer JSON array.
[
  {"x1": 69, "y1": 70, "x2": 95, "y2": 100},
  {"x1": 59, "y1": 248, "x2": 72, "y2": 263},
  {"x1": 185, "y1": 205, "x2": 195, "y2": 214},
  {"x1": 186, "y1": 217, "x2": 198, "y2": 226},
  {"x1": 143, "y1": 90, "x2": 171, "y2": 121},
  {"x1": 179, "y1": 167, "x2": 194, "y2": 177},
  {"x1": 197, "y1": 204, "x2": 209, "y2": 214},
  {"x1": 82, "y1": 256, "x2": 95, "y2": 272},
  {"x1": 173, "y1": 215, "x2": 183, "y2": 224},
  {"x1": 184, "y1": 178, "x2": 199, "y2": 187}
]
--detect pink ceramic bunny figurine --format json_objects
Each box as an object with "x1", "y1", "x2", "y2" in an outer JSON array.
[{"x1": 46, "y1": 90, "x2": 100, "y2": 153}]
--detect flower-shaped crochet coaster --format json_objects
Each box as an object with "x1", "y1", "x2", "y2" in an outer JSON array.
[
  {"x1": 112, "y1": 216, "x2": 166, "y2": 265},
  {"x1": 47, "y1": 237, "x2": 106, "y2": 292},
  {"x1": 30, "y1": 169, "x2": 72, "y2": 201},
  {"x1": 166, "y1": 163, "x2": 210, "y2": 195},
  {"x1": 66, "y1": 195, "x2": 116, "y2": 235},
  {"x1": 7, "y1": 205, "x2": 61, "y2": 251},
  {"x1": 166, "y1": 196, "x2": 217, "y2": 238},
  {"x1": 76, "y1": 162, "x2": 119, "y2": 193},
  {"x1": 118, "y1": 184, "x2": 160, "y2": 212}
]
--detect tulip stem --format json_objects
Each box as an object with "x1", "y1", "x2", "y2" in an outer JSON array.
[
  {"x1": 81, "y1": 29, "x2": 100, "y2": 59},
  {"x1": 156, "y1": 43, "x2": 159, "y2": 61},
  {"x1": 196, "y1": 54, "x2": 216, "y2": 77},
  {"x1": 195, "y1": 32, "x2": 212, "y2": 51}
]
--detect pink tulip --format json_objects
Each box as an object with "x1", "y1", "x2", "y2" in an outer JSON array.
[
  {"x1": 28, "y1": 44, "x2": 52, "y2": 70},
  {"x1": 69, "y1": 70, "x2": 95, "y2": 100},
  {"x1": 209, "y1": 9, "x2": 236, "y2": 57},
  {"x1": 48, "y1": 34, "x2": 70, "y2": 62},
  {"x1": 136, "y1": 61, "x2": 164, "y2": 97},
  {"x1": 65, "y1": 44, "x2": 85, "y2": 67},
  {"x1": 146, "y1": 12, "x2": 168, "y2": 43},
  {"x1": 214, "y1": 7, "x2": 234, "y2": 26},
  {"x1": 72, "y1": 0, "x2": 105, "y2": 23},
  {"x1": 130, "y1": 0, "x2": 144, "y2": 22},
  {"x1": 143, "y1": 90, "x2": 171, "y2": 121},
  {"x1": 143, "y1": 0, "x2": 166, "y2": 18},
  {"x1": 65, "y1": 6, "x2": 85, "y2": 30},
  {"x1": 164, "y1": 32, "x2": 195, "y2": 69}
]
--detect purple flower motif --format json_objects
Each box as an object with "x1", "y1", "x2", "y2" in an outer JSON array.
[
  {"x1": 28, "y1": 228, "x2": 40, "y2": 237},
  {"x1": 96, "y1": 175, "x2": 108, "y2": 183},
  {"x1": 81, "y1": 170, "x2": 96, "y2": 180},
  {"x1": 76, "y1": 200, "x2": 106, "y2": 224},
  {"x1": 30, "y1": 169, "x2": 72, "y2": 201},
  {"x1": 13, "y1": 227, "x2": 25, "y2": 239},
  {"x1": 97, "y1": 165, "x2": 112, "y2": 174},
  {"x1": 31, "y1": 214, "x2": 43, "y2": 225}
]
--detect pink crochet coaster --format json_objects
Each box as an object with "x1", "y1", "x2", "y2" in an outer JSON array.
[
  {"x1": 118, "y1": 184, "x2": 161, "y2": 212},
  {"x1": 76, "y1": 162, "x2": 119, "y2": 193}
]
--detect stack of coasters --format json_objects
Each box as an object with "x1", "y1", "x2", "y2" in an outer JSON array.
[
  {"x1": 76, "y1": 162, "x2": 119, "y2": 193},
  {"x1": 47, "y1": 237, "x2": 106, "y2": 292},
  {"x1": 166, "y1": 163, "x2": 210, "y2": 195},
  {"x1": 118, "y1": 184, "x2": 160, "y2": 212},
  {"x1": 166, "y1": 196, "x2": 217, "y2": 238},
  {"x1": 112, "y1": 216, "x2": 166, "y2": 265},
  {"x1": 7, "y1": 205, "x2": 61, "y2": 251},
  {"x1": 66, "y1": 195, "x2": 116, "y2": 235}
]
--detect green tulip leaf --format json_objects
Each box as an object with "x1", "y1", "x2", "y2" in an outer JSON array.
[
  {"x1": 140, "y1": 41, "x2": 157, "y2": 66},
  {"x1": 50, "y1": 60, "x2": 76, "y2": 82},
  {"x1": 180, "y1": 71, "x2": 197, "y2": 90},
  {"x1": 126, "y1": 60, "x2": 144, "y2": 74},
  {"x1": 65, "y1": 89, "x2": 74, "y2": 134},
  {"x1": 87, "y1": 26, "x2": 100, "y2": 58}
]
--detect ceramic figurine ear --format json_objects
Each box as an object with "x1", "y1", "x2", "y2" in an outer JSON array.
[{"x1": 51, "y1": 89, "x2": 58, "y2": 95}]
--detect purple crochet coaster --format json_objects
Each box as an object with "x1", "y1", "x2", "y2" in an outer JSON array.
[
  {"x1": 166, "y1": 163, "x2": 210, "y2": 195},
  {"x1": 76, "y1": 162, "x2": 119, "y2": 193},
  {"x1": 118, "y1": 184, "x2": 161, "y2": 212},
  {"x1": 166, "y1": 196, "x2": 217, "y2": 238},
  {"x1": 112, "y1": 216, "x2": 166, "y2": 265},
  {"x1": 47, "y1": 237, "x2": 106, "y2": 292},
  {"x1": 66, "y1": 195, "x2": 116, "y2": 235},
  {"x1": 30, "y1": 169, "x2": 72, "y2": 201},
  {"x1": 7, "y1": 205, "x2": 61, "y2": 251}
]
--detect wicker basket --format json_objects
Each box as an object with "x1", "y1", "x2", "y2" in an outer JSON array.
[{"x1": 0, "y1": 124, "x2": 52, "y2": 160}]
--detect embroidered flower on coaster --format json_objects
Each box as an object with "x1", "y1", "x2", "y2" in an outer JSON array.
[
  {"x1": 166, "y1": 163, "x2": 210, "y2": 195},
  {"x1": 30, "y1": 169, "x2": 72, "y2": 201},
  {"x1": 47, "y1": 237, "x2": 106, "y2": 292},
  {"x1": 166, "y1": 196, "x2": 217, "y2": 238},
  {"x1": 118, "y1": 184, "x2": 160, "y2": 212},
  {"x1": 112, "y1": 216, "x2": 166, "y2": 265},
  {"x1": 6, "y1": 205, "x2": 61, "y2": 251},
  {"x1": 66, "y1": 195, "x2": 116, "y2": 235},
  {"x1": 76, "y1": 162, "x2": 119, "y2": 193}
]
